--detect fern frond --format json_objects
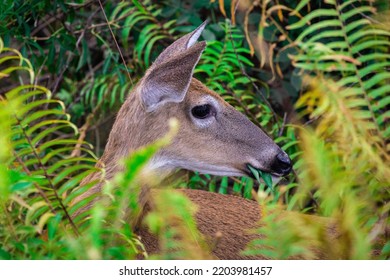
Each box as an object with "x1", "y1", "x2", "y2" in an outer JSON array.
[
  {"x1": 289, "y1": 0, "x2": 390, "y2": 146},
  {"x1": 296, "y1": 76, "x2": 389, "y2": 258},
  {"x1": 0, "y1": 96, "x2": 13, "y2": 202},
  {"x1": 247, "y1": 76, "x2": 389, "y2": 259},
  {"x1": 111, "y1": 0, "x2": 178, "y2": 67},
  {"x1": 296, "y1": 77, "x2": 390, "y2": 181},
  {"x1": 81, "y1": 74, "x2": 133, "y2": 112},
  {"x1": 0, "y1": 38, "x2": 100, "y2": 237}
]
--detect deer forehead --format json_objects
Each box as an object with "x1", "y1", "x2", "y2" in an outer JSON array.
[{"x1": 185, "y1": 79, "x2": 227, "y2": 108}]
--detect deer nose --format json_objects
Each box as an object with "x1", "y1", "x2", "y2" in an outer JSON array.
[{"x1": 271, "y1": 151, "x2": 292, "y2": 176}]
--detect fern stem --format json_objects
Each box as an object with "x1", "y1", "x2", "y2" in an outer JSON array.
[
  {"x1": 206, "y1": 33, "x2": 227, "y2": 85},
  {"x1": 12, "y1": 150, "x2": 56, "y2": 214},
  {"x1": 14, "y1": 117, "x2": 80, "y2": 236},
  {"x1": 334, "y1": 1, "x2": 385, "y2": 147}
]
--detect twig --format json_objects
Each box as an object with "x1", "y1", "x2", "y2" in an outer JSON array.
[
  {"x1": 30, "y1": 0, "x2": 96, "y2": 37},
  {"x1": 278, "y1": 112, "x2": 287, "y2": 137},
  {"x1": 70, "y1": 114, "x2": 93, "y2": 158},
  {"x1": 97, "y1": 0, "x2": 133, "y2": 86},
  {"x1": 70, "y1": 81, "x2": 113, "y2": 157},
  {"x1": 51, "y1": 52, "x2": 74, "y2": 95},
  {"x1": 51, "y1": 8, "x2": 99, "y2": 95}
]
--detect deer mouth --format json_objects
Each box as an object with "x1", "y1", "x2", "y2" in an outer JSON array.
[
  {"x1": 245, "y1": 164, "x2": 275, "y2": 177},
  {"x1": 245, "y1": 164, "x2": 281, "y2": 189}
]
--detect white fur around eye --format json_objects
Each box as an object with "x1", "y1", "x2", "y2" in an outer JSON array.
[{"x1": 190, "y1": 95, "x2": 220, "y2": 128}]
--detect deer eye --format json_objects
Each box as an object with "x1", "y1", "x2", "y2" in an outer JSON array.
[{"x1": 191, "y1": 104, "x2": 212, "y2": 119}]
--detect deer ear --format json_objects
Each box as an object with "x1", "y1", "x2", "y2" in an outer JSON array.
[
  {"x1": 140, "y1": 42, "x2": 206, "y2": 112},
  {"x1": 140, "y1": 21, "x2": 208, "y2": 112}
]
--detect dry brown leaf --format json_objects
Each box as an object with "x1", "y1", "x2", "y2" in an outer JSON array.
[{"x1": 219, "y1": 0, "x2": 227, "y2": 17}]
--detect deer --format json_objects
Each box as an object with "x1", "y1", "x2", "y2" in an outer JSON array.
[{"x1": 72, "y1": 21, "x2": 333, "y2": 259}]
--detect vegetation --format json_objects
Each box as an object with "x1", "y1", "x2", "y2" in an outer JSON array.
[{"x1": 0, "y1": 0, "x2": 389, "y2": 259}]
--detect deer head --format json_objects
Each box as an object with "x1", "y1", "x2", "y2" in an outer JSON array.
[{"x1": 99, "y1": 21, "x2": 291, "y2": 184}]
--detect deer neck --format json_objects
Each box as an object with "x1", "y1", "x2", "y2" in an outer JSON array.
[{"x1": 98, "y1": 86, "x2": 172, "y2": 182}]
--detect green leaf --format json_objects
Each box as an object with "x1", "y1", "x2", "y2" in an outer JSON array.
[
  {"x1": 296, "y1": 20, "x2": 342, "y2": 42},
  {"x1": 11, "y1": 181, "x2": 33, "y2": 192},
  {"x1": 288, "y1": 9, "x2": 338, "y2": 30},
  {"x1": 76, "y1": 37, "x2": 90, "y2": 71},
  {"x1": 247, "y1": 165, "x2": 273, "y2": 190},
  {"x1": 259, "y1": 170, "x2": 273, "y2": 190}
]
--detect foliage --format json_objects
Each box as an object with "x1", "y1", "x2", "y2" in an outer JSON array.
[
  {"x1": 246, "y1": 77, "x2": 390, "y2": 259},
  {"x1": 0, "y1": 0, "x2": 389, "y2": 260},
  {"x1": 145, "y1": 189, "x2": 211, "y2": 259},
  {"x1": 245, "y1": 0, "x2": 390, "y2": 259},
  {"x1": 289, "y1": 0, "x2": 390, "y2": 142},
  {"x1": 0, "y1": 39, "x2": 102, "y2": 258},
  {"x1": 0, "y1": 42, "x2": 203, "y2": 258}
]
